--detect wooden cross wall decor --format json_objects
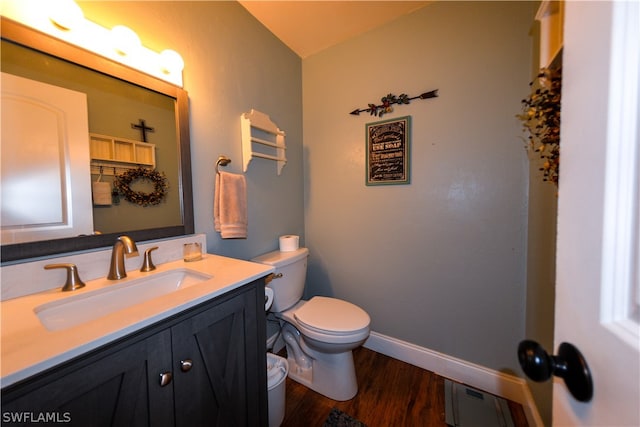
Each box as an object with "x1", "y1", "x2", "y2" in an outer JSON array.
[{"x1": 131, "y1": 119, "x2": 155, "y2": 142}]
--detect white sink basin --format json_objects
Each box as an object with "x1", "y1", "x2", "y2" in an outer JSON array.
[{"x1": 34, "y1": 268, "x2": 212, "y2": 331}]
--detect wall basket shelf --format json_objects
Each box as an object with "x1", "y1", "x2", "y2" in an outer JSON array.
[{"x1": 89, "y1": 133, "x2": 156, "y2": 175}]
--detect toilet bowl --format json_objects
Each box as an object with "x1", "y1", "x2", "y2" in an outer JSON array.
[
  {"x1": 286, "y1": 297, "x2": 370, "y2": 349},
  {"x1": 278, "y1": 297, "x2": 369, "y2": 400},
  {"x1": 252, "y1": 248, "x2": 370, "y2": 401}
]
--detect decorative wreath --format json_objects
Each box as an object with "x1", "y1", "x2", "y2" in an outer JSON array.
[{"x1": 114, "y1": 167, "x2": 168, "y2": 207}]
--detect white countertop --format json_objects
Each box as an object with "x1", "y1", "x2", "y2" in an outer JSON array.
[{"x1": 1, "y1": 254, "x2": 274, "y2": 388}]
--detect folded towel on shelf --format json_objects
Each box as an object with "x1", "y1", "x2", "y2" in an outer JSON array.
[{"x1": 214, "y1": 171, "x2": 248, "y2": 238}]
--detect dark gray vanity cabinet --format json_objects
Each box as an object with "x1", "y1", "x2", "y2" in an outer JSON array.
[
  {"x1": 2, "y1": 330, "x2": 174, "y2": 426},
  {"x1": 171, "y1": 282, "x2": 266, "y2": 427},
  {"x1": 1, "y1": 280, "x2": 268, "y2": 427}
]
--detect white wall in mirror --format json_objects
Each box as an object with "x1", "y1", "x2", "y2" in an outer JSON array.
[{"x1": 1, "y1": 72, "x2": 93, "y2": 244}]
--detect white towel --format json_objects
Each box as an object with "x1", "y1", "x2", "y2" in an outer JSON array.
[{"x1": 214, "y1": 171, "x2": 248, "y2": 238}]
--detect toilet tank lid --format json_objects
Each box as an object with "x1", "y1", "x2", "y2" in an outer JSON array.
[{"x1": 251, "y1": 247, "x2": 309, "y2": 267}]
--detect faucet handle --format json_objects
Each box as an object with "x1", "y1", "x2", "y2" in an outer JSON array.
[
  {"x1": 44, "y1": 263, "x2": 86, "y2": 292},
  {"x1": 140, "y1": 246, "x2": 159, "y2": 272}
]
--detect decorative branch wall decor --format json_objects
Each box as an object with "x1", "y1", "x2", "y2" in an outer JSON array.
[{"x1": 350, "y1": 89, "x2": 438, "y2": 117}]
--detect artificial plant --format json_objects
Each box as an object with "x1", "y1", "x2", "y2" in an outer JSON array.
[{"x1": 517, "y1": 67, "x2": 562, "y2": 186}]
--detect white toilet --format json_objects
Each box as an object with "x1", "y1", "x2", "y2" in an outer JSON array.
[{"x1": 252, "y1": 247, "x2": 370, "y2": 401}]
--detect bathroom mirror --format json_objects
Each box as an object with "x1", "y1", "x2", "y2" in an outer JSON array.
[{"x1": 0, "y1": 18, "x2": 194, "y2": 263}]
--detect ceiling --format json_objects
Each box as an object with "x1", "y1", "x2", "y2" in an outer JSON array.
[{"x1": 237, "y1": 1, "x2": 432, "y2": 58}]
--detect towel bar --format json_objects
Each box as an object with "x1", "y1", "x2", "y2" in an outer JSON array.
[{"x1": 215, "y1": 155, "x2": 231, "y2": 174}]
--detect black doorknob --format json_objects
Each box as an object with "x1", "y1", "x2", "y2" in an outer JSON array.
[{"x1": 518, "y1": 340, "x2": 593, "y2": 402}]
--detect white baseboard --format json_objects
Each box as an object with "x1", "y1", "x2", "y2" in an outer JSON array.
[{"x1": 363, "y1": 331, "x2": 544, "y2": 427}]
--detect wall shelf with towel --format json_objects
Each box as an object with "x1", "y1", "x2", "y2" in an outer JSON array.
[{"x1": 240, "y1": 109, "x2": 286, "y2": 175}]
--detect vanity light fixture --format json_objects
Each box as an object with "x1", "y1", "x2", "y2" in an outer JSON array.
[{"x1": 2, "y1": 0, "x2": 184, "y2": 87}]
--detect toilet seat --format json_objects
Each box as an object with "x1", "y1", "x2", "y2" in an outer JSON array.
[{"x1": 293, "y1": 296, "x2": 370, "y2": 337}]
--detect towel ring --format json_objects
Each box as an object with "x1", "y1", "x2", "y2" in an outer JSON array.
[{"x1": 215, "y1": 155, "x2": 231, "y2": 174}]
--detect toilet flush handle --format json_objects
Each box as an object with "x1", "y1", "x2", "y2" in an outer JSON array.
[{"x1": 265, "y1": 272, "x2": 283, "y2": 284}]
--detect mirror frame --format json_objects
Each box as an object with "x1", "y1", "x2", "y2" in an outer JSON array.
[{"x1": 1, "y1": 18, "x2": 194, "y2": 263}]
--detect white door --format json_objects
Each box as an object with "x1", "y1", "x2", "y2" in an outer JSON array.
[
  {"x1": 1, "y1": 72, "x2": 93, "y2": 244},
  {"x1": 554, "y1": 1, "x2": 639, "y2": 425}
]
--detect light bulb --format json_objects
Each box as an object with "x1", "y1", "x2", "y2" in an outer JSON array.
[
  {"x1": 111, "y1": 25, "x2": 141, "y2": 56},
  {"x1": 49, "y1": 0, "x2": 84, "y2": 30},
  {"x1": 160, "y1": 49, "x2": 185, "y2": 74}
]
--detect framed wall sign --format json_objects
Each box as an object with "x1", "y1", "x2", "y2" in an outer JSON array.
[{"x1": 365, "y1": 115, "x2": 411, "y2": 185}]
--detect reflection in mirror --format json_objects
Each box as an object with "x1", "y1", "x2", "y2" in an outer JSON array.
[
  {"x1": 2, "y1": 70, "x2": 95, "y2": 245},
  {"x1": 0, "y1": 19, "x2": 193, "y2": 263}
]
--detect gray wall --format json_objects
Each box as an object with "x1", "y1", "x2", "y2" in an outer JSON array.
[
  {"x1": 79, "y1": 1, "x2": 304, "y2": 260},
  {"x1": 81, "y1": 0, "x2": 539, "y2": 384},
  {"x1": 525, "y1": 139, "x2": 557, "y2": 426},
  {"x1": 302, "y1": 1, "x2": 535, "y2": 374},
  {"x1": 524, "y1": 16, "x2": 558, "y2": 427}
]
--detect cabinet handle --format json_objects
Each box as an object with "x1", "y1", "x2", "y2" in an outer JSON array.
[
  {"x1": 159, "y1": 372, "x2": 172, "y2": 387},
  {"x1": 180, "y1": 359, "x2": 193, "y2": 372}
]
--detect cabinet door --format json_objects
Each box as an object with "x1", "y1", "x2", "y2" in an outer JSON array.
[
  {"x1": 1, "y1": 330, "x2": 173, "y2": 427},
  {"x1": 171, "y1": 287, "x2": 264, "y2": 427}
]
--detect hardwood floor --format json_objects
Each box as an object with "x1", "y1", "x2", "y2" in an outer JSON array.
[{"x1": 280, "y1": 347, "x2": 528, "y2": 427}]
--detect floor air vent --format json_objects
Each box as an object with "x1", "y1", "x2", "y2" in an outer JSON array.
[{"x1": 444, "y1": 380, "x2": 515, "y2": 427}]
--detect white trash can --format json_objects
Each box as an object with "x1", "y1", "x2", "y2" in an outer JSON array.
[{"x1": 266, "y1": 352, "x2": 288, "y2": 427}]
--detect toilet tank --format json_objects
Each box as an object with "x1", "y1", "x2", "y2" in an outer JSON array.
[{"x1": 252, "y1": 247, "x2": 308, "y2": 312}]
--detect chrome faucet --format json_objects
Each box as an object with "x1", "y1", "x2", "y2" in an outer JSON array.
[{"x1": 107, "y1": 235, "x2": 139, "y2": 280}]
